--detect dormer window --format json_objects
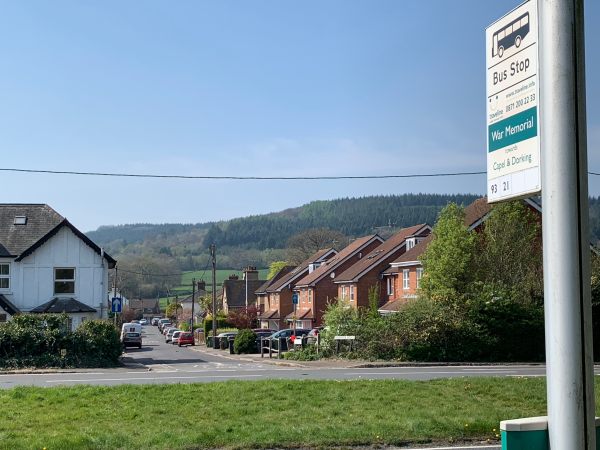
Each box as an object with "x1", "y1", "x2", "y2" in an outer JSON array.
[
  {"x1": 406, "y1": 238, "x2": 416, "y2": 250},
  {"x1": 14, "y1": 216, "x2": 27, "y2": 225}
]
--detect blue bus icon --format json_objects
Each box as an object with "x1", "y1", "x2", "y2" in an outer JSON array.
[{"x1": 492, "y1": 12, "x2": 530, "y2": 58}]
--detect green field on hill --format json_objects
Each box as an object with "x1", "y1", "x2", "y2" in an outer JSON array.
[{"x1": 159, "y1": 268, "x2": 269, "y2": 308}]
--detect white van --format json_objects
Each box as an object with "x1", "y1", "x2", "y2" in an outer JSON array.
[{"x1": 121, "y1": 322, "x2": 142, "y2": 335}]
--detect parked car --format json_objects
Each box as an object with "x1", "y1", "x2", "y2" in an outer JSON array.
[
  {"x1": 165, "y1": 328, "x2": 179, "y2": 343},
  {"x1": 171, "y1": 331, "x2": 183, "y2": 345},
  {"x1": 151, "y1": 317, "x2": 161, "y2": 326},
  {"x1": 266, "y1": 328, "x2": 310, "y2": 351},
  {"x1": 158, "y1": 319, "x2": 171, "y2": 331},
  {"x1": 178, "y1": 332, "x2": 194, "y2": 347},
  {"x1": 160, "y1": 322, "x2": 173, "y2": 333},
  {"x1": 139, "y1": 319, "x2": 148, "y2": 326},
  {"x1": 121, "y1": 331, "x2": 142, "y2": 349}
]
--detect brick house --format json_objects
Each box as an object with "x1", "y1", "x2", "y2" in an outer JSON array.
[
  {"x1": 334, "y1": 224, "x2": 431, "y2": 310},
  {"x1": 292, "y1": 234, "x2": 385, "y2": 328},
  {"x1": 379, "y1": 197, "x2": 542, "y2": 314},
  {"x1": 221, "y1": 267, "x2": 267, "y2": 314},
  {"x1": 258, "y1": 249, "x2": 336, "y2": 330},
  {"x1": 254, "y1": 265, "x2": 295, "y2": 317}
]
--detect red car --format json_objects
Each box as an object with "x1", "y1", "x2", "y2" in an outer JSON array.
[{"x1": 178, "y1": 332, "x2": 195, "y2": 347}]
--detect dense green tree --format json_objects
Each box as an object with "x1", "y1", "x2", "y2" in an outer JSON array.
[
  {"x1": 474, "y1": 200, "x2": 543, "y2": 304},
  {"x1": 267, "y1": 261, "x2": 289, "y2": 279},
  {"x1": 420, "y1": 203, "x2": 476, "y2": 301}
]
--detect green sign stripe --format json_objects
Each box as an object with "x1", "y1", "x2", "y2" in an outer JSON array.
[{"x1": 488, "y1": 106, "x2": 537, "y2": 152}]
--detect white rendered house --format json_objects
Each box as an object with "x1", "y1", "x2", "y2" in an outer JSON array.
[{"x1": 0, "y1": 204, "x2": 116, "y2": 328}]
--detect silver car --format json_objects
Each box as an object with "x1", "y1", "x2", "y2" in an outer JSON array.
[
  {"x1": 171, "y1": 330, "x2": 183, "y2": 345},
  {"x1": 165, "y1": 328, "x2": 179, "y2": 343}
]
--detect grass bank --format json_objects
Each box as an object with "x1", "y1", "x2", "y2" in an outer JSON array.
[{"x1": 0, "y1": 377, "x2": 566, "y2": 449}]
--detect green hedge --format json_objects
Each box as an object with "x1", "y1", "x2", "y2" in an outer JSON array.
[
  {"x1": 233, "y1": 329, "x2": 256, "y2": 354},
  {"x1": 0, "y1": 314, "x2": 121, "y2": 369},
  {"x1": 203, "y1": 317, "x2": 232, "y2": 336}
]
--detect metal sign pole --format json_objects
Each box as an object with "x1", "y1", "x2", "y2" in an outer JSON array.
[{"x1": 540, "y1": 0, "x2": 595, "y2": 449}]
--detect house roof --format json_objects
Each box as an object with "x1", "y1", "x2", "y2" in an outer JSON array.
[
  {"x1": 255, "y1": 265, "x2": 296, "y2": 294},
  {"x1": 266, "y1": 248, "x2": 336, "y2": 293},
  {"x1": 295, "y1": 235, "x2": 384, "y2": 287},
  {"x1": 335, "y1": 224, "x2": 430, "y2": 283},
  {"x1": 285, "y1": 309, "x2": 313, "y2": 320},
  {"x1": 223, "y1": 279, "x2": 267, "y2": 308},
  {"x1": 258, "y1": 309, "x2": 280, "y2": 320},
  {"x1": 0, "y1": 204, "x2": 116, "y2": 268},
  {"x1": 129, "y1": 298, "x2": 161, "y2": 312},
  {"x1": 30, "y1": 297, "x2": 97, "y2": 313},
  {"x1": 386, "y1": 233, "x2": 434, "y2": 269},
  {"x1": 378, "y1": 299, "x2": 404, "y2": 313},
  {"x1": 0, "y1": 294, "x2": 20, "y2": 316},
  {"x1": 464, "y1": 197, "x2": 492, "y2": 230}
]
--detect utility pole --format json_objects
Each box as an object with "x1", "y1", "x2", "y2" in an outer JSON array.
[
  {"x1": 210, "y1": 244, "x2": 217, "y2": 349},
  {"x1": 540, "y1": 1, "x2": 595, "y2": 449},
  {"x1": 245, "y1": 267, "x2": 248, "y2": 309},
  {"x1": 191, "y1": 277, "x2": 195, "y2": 333},
  {"x1": 113, "y1": 265, "x2": 118, "y2": 328}
]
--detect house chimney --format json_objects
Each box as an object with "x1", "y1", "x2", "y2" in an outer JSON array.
[
  {"x1": 243, "y1": 266, "x2": 259, "y2": 281},
  {"x1": 229, "y1": 274, "x2": 239, "y2": 280}
]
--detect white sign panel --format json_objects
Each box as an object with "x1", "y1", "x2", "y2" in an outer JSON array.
[{"x1": 486, "y1": 0, "x2": 540, "y2": 202}]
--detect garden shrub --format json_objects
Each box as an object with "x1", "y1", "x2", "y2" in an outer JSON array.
[
  {"x1": 0, "y1": 314, "x2": 121, "y2": 369},
  {"x1": 284, "y1": 346, "x2": 321, "y2": 361},
  {"x1": 233, "y1": 329, "x2": 257, "y2": 354}
]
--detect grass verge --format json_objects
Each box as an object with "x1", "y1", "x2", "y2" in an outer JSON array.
[{"x1": 0, "y1": 377, "x2": 570, "y2": 449}]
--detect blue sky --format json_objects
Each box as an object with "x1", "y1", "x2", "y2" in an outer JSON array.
[{"x1": 1, "y1": 1, "x2": 598, "y2": 232}]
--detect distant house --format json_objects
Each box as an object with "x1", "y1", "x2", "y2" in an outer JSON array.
[
  {"x1": 258, "y1": 249, "x2": 337, "y2": 330},
  {"x1": 378, "y1": 197, "x2": 542, "y2": 314},
  {"x1": 0, "y1": 204, "x2": 116, "y2": 328},
  {"x1": 293, "y1": 235, "x2": 384, "y2": 328},
  {"x1": 222, "y1": 267, "x2": 267, "y2": 314},
  {"x1": 128, "y1": 298, "x2": 161, "y2": 319},
  {"x1": 335, "y1": 224, "x2": 431, "y2": 310}
]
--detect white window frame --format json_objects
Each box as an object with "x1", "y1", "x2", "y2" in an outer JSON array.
[
  {"x1": 54, "y1": 267, "x2": 76, "y2": 296},
  {"x1": 308, "y1": 289, "x2": 312, "y2": 303},
  {"x1": 350, "y1": 286, "x2": 355, "y2": 301},
  {"x1": 387, "y1": 277, "x2": 394, "y2": 296},
  {"x1": 342, "y1": 286, "x2": 347, "y2": 300},
  {"x1": 403, "y1": 269, "x2": 410, "y2": 290},
  {"x1": 0, "y1": 263, "x2": 10, "y2": 290},
  {"x1": 416, "y1": 268, "x2": 424, "y2": 289}
]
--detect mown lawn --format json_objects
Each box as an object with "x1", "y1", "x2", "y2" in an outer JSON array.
[{"x1": 0, "y1": 376, "x2": 569, "y2": 450}]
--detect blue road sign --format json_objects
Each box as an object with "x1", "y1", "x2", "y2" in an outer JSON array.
[
  {"x1": 111, "y1": 297, "x2": 122, "y2": 313},
  {"x1": 292, "y1": 293, "x2": 299, "y2": 305}
]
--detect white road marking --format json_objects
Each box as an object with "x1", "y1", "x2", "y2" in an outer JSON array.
[{"x1": 46, "y1": 374, "x2": 264, "y2": 383}]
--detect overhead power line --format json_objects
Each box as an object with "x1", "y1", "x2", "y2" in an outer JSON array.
[{"x1": 0, "y1": 167, "x2": 486, "y2": 180}]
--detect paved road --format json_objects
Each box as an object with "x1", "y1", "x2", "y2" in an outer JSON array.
[{"x1": 0, "y1": 325, "x2": 570, "y2": 389}]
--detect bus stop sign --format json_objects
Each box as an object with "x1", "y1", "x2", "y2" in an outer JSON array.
[{"x1": 486, "y1": 0, "x2": 540, "y2": 202}]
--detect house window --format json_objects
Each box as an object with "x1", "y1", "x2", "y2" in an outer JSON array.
[
  {"x1": 54, "y1": 268, "x2": 75, "y2": 295},
  {"x1": 406, "y1": 238, "x2": 416, "y2": 250},
  {"x1": 416, "y1": 268, "x2": 424, "y2": 289},
  {"x1": 387, "y1": 277, "x2": 394, "y2": 296},
  {"x1": 403, "y1": 269, "x2": 410, "y2": 290},
  {"x1": 350, "y1": 286, "x2": 355, "y2": 301},
  {"x1": 342, "y1": 286, "x2": 347, "y2": 300},
  {"x1": 0, "y1": 314, "x2": 7, "y2": 322},
  {"x1": 308, "y1": 289, "x2": 313, "y2": 303},
  {"x1": 0, "y1": 263, "x2": 9, "y2": 289}
]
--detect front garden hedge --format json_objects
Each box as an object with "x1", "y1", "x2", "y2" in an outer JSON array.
[{"x1": 0, "y1": 314, "x2": 121, "y2": 369}]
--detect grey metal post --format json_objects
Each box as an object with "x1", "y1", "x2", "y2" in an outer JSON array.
[
  {"x1": 540, "y1": 1, "x2": 595, "y2": 449},
  {"x1": 211, "y1": 244, "x2": 218, "y2": 349},
  {"x1": 191, "y1": 278, "x2": 195, "y2": 334}
]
